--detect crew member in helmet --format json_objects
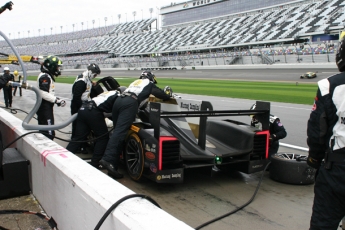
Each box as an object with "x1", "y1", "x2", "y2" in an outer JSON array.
[
  {"x1": 250, "y1": 103, "x2": 287, "y2": 158},
  {"x1": 0, "y1": 1, "x2": 13, "y2": 14},
  {"x1": 307, "y1": 34, "x2": 345, "y2": 229},
  {"x1": 2, "y1": 67, "x2": 13, "y2": 108},
  {"x1": 12, "y1": 70, "x2": 22, "y2": 96},
  {"x1": 70, "y1": 63, "x2": 101, "y2": 143},
  {"x1": 37, "y1": 56, "x2": 65, "y2": 140},
  {"x1": 99, "y1": 71, "x2": 172, "y2": 179},
  {"x1": 67, "y1": 89, "x2": 119, "y2": 168}
]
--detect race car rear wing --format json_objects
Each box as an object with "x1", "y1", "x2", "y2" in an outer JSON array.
[{"x1": 149, "y1": 100, "x2": 270, "y2": 150}]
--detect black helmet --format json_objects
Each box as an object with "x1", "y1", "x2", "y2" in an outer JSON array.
[
  {"x1": 336, "y1": 34, "x2": 345, "y2": 72},
  {"x1": 87, "y1": 63, "x2": 101, "y2": 75},
  {"x1": 42, "y1": 56, "x2": 63, "y2": 76},
  {"x1": 139, "y1": 71, "x2": 157, "y2": 84}
]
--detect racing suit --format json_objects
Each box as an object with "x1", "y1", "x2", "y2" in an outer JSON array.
[
  {"x1": 13, "y1": 74, "x2": 22, "y2": 96},
  {"x1": 70, "y1": 72, "x2": 93, "y2": 139},
  {"x1": 101, "y1": 79, "x2": 170, "y2": 177},
  {"x1": 66, "y1": 90, "x2": 119, "y2": 167},
  {"x1": 2, "y1": 73, "x2": 13, "y2": 107},
  {"x1": 251, "y1": 114, "x2": 287, "y2": 158},
  {"x1": 0, "y1": 71, "x2": 13, "y2": 89},
  {"x1": 307, "y1": 73, "x2": 345, "y2": 230},
  {"x1": 36, "y1": 72, "x2": 58, "y2": 140}
]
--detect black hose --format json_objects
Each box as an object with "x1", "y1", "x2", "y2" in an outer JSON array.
[
  {"x1": 195, "y1": 162, "x2": 271, "y2": 230},
  {"x1": 94, "y1": 194, "x2": 161, "y2": 230}
]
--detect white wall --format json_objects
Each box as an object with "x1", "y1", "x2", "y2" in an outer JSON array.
[{"x1": 0, "y1": 109, "x2": 193, "y2": 230}]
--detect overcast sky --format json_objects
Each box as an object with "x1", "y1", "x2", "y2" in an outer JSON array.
[{"x1": 0, "y1": 0, "x2": 177, "y2": 39}]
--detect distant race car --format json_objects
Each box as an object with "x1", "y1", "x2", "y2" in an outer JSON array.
[{"x1": 300, "y1": 72, "x2": 317, "y2": 79}]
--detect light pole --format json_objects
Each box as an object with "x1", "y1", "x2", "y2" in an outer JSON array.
[
  {"x1": 111, "y1": 15, "x2": 113, "y2": 24},
  {"x1": 141, "y1": 9, "x2": 143, "y2": 20},
  {"x1": 38, "y1": 29, "x2": 40, "y2": 36},
  {"x1": 81, "y1": 22, "x2": 84, "y2": 30},
  {"x1": 156, "y1": 6, "x2": 159, "y2": 29},
  {"x1": 28, "y1": 30, "x2": 30, "y2": 37},
  {"x1": 126, "y1": 13, "x2": 127, "y2": 23},
  {"x1": 60, "y1": 26, "x2": 63, "y2": 34},
  {"x1": 104, "y1": 17, "x2": 107, "y2": 27},
  {"x1": 9, "y1": 33, "x2": 10, "y2": 38},
  {"x1": 18, "y1": 32, "x2": 20, "y2": 38},
  {"x1": 51, "y1": 27, "x2": 53, "y2": 35},
  {"x1": 72, "y1": 24, "x2": 75, "y2": 32},
  {"x1": 98, "y1": 18, "x2": 100, "y2": 28},
  {"x1": 149, "y1": 8, "x2": 153, "y2": 18},
  {"x1": 133, "y1": 11, "x2": 136, "y2": 21},
  {"x1": 118, "y1": 14, "x2": 121, "y2": 24},
  {"x1": 92, "y1": 20, "x2": 95, "y2": 29}
]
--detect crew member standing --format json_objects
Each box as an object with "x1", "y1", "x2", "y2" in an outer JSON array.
[
  {"x1": 250, "y1": 103, "x2": 287, "y2": 158},
  {"x1": 70, "y1": 63, "x2": 101, "y2": 139},
  {"x1": 307, "y1": 34, "x2": 345, "y2": 230},
  {"x1": 100, "y1": 71, "x2": 172, "y2": 179},
  {"x1": 2, "y1": 67, "x2": 13, "y2": 108},
  {"x1": 37, "y1": 56, "x2": 65, "y2": 140},
  {"x1": 12, "y1": 70, "x2": 22, "y2": 96}
]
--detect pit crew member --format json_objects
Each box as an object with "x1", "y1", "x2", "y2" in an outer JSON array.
[
  {"x1": 100, "y1": 71, "x2": 172, "y2": 179},
  {"x1": 307, "y1": 34, "x2": 345, "y2": 230},
  {"x1": 37, "y1": 56, "x2": 65, "y2": 140},
  {"x1": 250, "y1": 103, "x2": 287, "y2": 158}
]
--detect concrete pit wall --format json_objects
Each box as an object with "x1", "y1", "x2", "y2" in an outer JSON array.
[{"x1": 0, "y1": 109, "x2": 193, "y2": 230}]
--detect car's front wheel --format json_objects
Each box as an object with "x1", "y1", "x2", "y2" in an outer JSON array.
[
  {"x1": 269, "y1": 152, "x2": 317, "y2": 185},
  {"x1": 124, "y1": 132, "x2": 145, "y2": 182}
]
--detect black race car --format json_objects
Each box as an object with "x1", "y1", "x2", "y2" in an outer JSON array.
[
  {"x1": 300, "y1": 71, "x2": 317, "y2": 79},
  {"x1": 91, "y1": 77, "x2": 271, "y2": 183}
]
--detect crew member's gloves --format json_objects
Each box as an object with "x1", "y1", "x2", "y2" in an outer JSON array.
[
  {"x1": 164, "y1": 86, "x2": 173, "y2": 97},
  {"x1": 3, "y1": 1, "x2": 13, "y2": 10},
  {"x1": 307, "y1": 156, "x2": 322, "y2": 169},
  {"x1": 55, "y1": 97, "x2": 66, "y2": 107},
  {"x1": 269, "y1": 134, "x2": 276, "y2": 146}
]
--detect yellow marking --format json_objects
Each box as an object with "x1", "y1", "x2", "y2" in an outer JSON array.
[{"x1": 130, "y1": 125, "x2": 140, "y2": 133}]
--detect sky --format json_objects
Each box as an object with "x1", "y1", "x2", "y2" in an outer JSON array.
[{"x1": 0, "y1": 0, "x2": 177, "y2": 39}]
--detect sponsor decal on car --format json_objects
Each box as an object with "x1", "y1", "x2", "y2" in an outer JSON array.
[
  {"x1": 145, "y1": 152, "x2": 155, "y2": 160},
  {"x1": 150, "y1": 163, "x2": 157, "y2": 173},
  {"x1": 156, "y1": 173, "x2": 182, "y2": 180},
  {"x1": 180, "y1": 102, "x2": 200, "y2": 111}
]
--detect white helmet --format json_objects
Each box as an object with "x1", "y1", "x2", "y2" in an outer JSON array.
[{"x1": 4, "y1": 67, "x2": 9, "y2": 71}]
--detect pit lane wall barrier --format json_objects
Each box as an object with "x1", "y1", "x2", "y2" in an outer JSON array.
[{"x1": 0, "y1": 109, "x2": 193, "y2": 230}]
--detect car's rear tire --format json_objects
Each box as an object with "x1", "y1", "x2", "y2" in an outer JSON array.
[
  {"x1": 269, "y1": 152, "x2": 317, "y2": 185},
  {"x1": 124, "y1": 132, "x2": 145, "y2": 182}
]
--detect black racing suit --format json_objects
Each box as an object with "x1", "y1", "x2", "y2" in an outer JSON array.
[
  {"x1": 251, "y1": 114, "x2": 287, "y2": 158},
  {"x1": 101, "y1": 79, "x2": 171, "y2": 168},
  {"x1": 307, "y1": 72, "x2": 345, "y2": 230},
  {"x1": 36, "y1": 72, "x2": 58, "y2": 140},
  {"x1": 67, "y1": 91, "x2": 119, "y2": 166},
  {"x1": 70, "y1": 73, "x2": 92, "y2": 138},
  {"x1": 2, "y1": 73, "x2": 13, "y2": 107},
  {"x1": 0, "y1": 72, "x2": 13, "y2": 89}
]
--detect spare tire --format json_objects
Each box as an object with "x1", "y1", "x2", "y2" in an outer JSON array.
[{"x1": 269, "y1": 152, "x2": 317, "y2": 185}]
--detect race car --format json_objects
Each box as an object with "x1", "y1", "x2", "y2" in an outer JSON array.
[
  {"x1": 300, "y1": 71, "x2": 317, "y2": 79},
  {"x1": 123, "y1": 96, "x2": 271, "y2": 183},
  {"x1": 90, "y1": 77, "x2": 271, "y2": 183}
]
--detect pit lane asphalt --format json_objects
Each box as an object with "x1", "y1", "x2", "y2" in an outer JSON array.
[{"x1": 0, "y1": 67, "x2": 329, "y2": 230}]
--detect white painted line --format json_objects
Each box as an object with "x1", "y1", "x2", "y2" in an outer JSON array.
[{"x1": 280, "y1": 142, "x2": 309, "y2": 152}]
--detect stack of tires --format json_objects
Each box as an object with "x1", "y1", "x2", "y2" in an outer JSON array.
[{"x1": 269, "y1": 153, "x2": 317, "y2": 185}]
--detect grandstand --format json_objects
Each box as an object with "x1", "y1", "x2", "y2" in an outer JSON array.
[{"x1": 0, "y1": 0, "x2": 344, "y2": 71}]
